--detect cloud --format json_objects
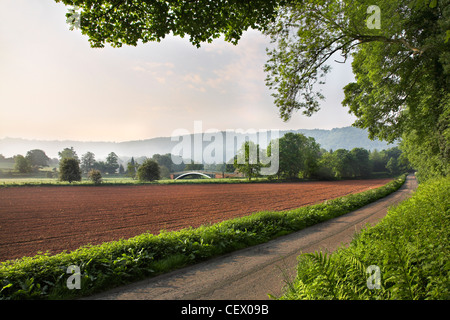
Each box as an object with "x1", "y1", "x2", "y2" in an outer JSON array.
[
  {"x1": 132, "y1": 61, "x2": 175, "y2": 84},
  {"x1": 182, "y1": 73, "x2": 207, "y2": 92}
]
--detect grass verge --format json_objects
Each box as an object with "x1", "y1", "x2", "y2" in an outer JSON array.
[
  {"x1": 0, "y1": 175, "x2": 406, "y2": 300},
  {"x1": 0, "y1": 176, "x2": 273, "y2": 188},
  {"x1": 278, "y1": 175, "x2": 449, "y2": 300}
]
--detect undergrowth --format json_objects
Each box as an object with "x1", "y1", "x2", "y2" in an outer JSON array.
[{"x1": 0, "y1": 175, "x2": 406, "y2": 300}]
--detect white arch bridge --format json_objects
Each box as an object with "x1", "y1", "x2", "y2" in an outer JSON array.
[
  {"x1": 170, "y1": 171, "x2": 244, "y2": 180},
  {"x1": 172, "y1": 171, "x2": 216, "y2": 180}
]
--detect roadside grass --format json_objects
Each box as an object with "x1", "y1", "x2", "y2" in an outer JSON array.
[
  {"x1": 278, "y1": 176, "x2": 449, "y2": 300},
  {"x1": 0, "y1": 176, "x2": 273, "y2": 187},
  {"x1": 0, "y1": 175, "x2": 406, "y2": 300},
  {"x1": 0, "y1": 172, "x2": 400, "y2": 188}
]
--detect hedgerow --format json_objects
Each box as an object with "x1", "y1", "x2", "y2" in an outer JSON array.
[{"x1": 0, "y1": 175, "x2": 406, "y2": 300}]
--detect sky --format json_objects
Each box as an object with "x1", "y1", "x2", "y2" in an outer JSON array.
[{"x1": 0, "y1": 0, "x2": 357, "y2": 143}]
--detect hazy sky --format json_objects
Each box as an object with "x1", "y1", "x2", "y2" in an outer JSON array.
[{"x1": 0, "y1": 0, "x2": 357, "y2": 142}]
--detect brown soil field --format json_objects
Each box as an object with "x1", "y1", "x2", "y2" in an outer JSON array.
[{"x1": 0, "y1": 179, "x2": 391, "y2": 261}]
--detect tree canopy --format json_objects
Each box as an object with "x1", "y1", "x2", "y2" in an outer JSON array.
[
  {"x1": 57, "y1": 0, "x2": 285, "y2": 47},
  {"x1": 59, "y1": 158, "x2": 82, "y2": 183},
  {"x1": 26, "y1": 149, "x2": 50, "y2": 168},
  {"x1": 137, "y1": 158, "x2": 160, "y2": 181},
  {"x1": 234, "y1": 141, "x2": 263, "y2": 180},
  {"x1": 58, "y1": 147, "x2": 79, "y2": 161},
  {"x1": 274, "y1": 132, "x2": 320, "y2": 179}
]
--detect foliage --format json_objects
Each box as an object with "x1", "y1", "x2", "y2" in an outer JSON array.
[
  {"x1": 136, "y1": 159, "x2": 160, "y2": 182},
  {"x1": 279, "y1": 176, "x2": 449, "y2": 300},
  {"x1": 80, "y1": 152, "x2": 96, "y2": 174},
  {"x1": 87, "y1": 169, "x2": 102, "y2": 185},
  {"x1": 313, "y1": 146, "x2": 411, "y2": 180},
  {"x1": 59, "y1": 158, "x2": 82, "y2": 183},
  {"x1": 234, "y1": 141, "x2": 263, "y2": 181},
  {"x1": 0, "y1": 175, "x2": 405, "y2": 300},
  {"x1": 25, "y1": 150, "x2": 50, "y2": 168},
  {"x1": 185, "y1": 162, "x2": 204, "y2": 171},
  {"x1": 93, "y1": 160, "x2": 108, "y2": 174},
  {"x1": 274, "y1": 132, "x2": 321, "y2": 179},
  {"x1": 58, "y1": 147, "x2": 79, "y2": 162},
  {"x1": 400, "y1": 124, "x2": 450, "y2": 182},
  {"x1": 263, "y1": 0, "x2": 449, "y2": 182},
  {"x1": 151, "y1": 153, "x2": 185, "y2": 173},
  {"x1": 350, "y1": 148, "x2": 371, "y2": 178},
  {"x1": 14, "y1": 155, "x2": 32, "y2": 174},
  {"x1": 126, "y1": 157, "x2": 137, "y2": 179},
  {"x1": 105, "y1": 152, "x2": 119, "y2": 174},
  {"x1": 56, "y1": 0, "x2": 285, "y2": 48}
]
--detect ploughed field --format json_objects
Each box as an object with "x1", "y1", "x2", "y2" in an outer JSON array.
[{"x1": 0, "y1": 179, "x2": 391, "y2": 261}]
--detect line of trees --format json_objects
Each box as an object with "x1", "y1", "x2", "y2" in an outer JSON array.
[
  {"x1": 232, "y1": 132, "x2": 411, "y2": 181},
  {"x1": 1, "y1": 133, "x2": 411, "y2": 183}
]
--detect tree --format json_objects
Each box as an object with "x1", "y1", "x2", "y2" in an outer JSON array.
[
  {"x1": 263, "y1": 0, "x2": 449, "y2": 181},
  {"x1": 93, "y1": 161, "x2": 108, "y2": 174},
  {"x1": 14, "y1": 155, "x2": 32, "y2": 173},
  {"x1": 159, "y1": 165, "x2": 171, "y2": 179},
  {"x1": 56, "y1": 0, "x2": 284, "y2": 48},
  {"x1": 88, "y1": 169, "x2": 102, "y2": 185},
  {"x1": 273, "y1": 133, "x2": 321, "y2": 179},
  {"x1": 332, "y1": 149, "x2": 355, "y2": 179},
  {"x1": 80, "y1": 151, "x2": 96, "y2": 174},
  {"x1": 314, "y1": 151, "x2": 335, "y2": 180},
  {"x1": 369, "y1": 149, "x2": 386, "y2": 173},
  {"x1": 25, "y1": 149, "x2": 50, "y2": 168},
  {"x1": 185, "y1": 161, "x2": 204, "y2": 171},
  {"x1": 350, "y1": 148, "x2": 371, "y2": 178},
  {"x1": 136, "y1": 159, "x2": 160, "y2": 182},
  {"x1": 126, "y1": 157, "x2": 137, "y2": 179},
  {"x1": 152, "y1": 154, "x2": 174, "y2": 172},
  {"x1": 300, "y1": 136, "x2": 321, "y2": 178},
  {"x1": 105, "y1": 152, "x2": 119, "y2": 174},
  {"x1": 59, "y1": 158, "x2": 82, "y2": 183},
  {"x1": 277, "y1": 133, "x2": 304, "y2": 179},
  {"x1": 234, "y1": 141, "x2": 262, "y2": 181},
  {"x1": 386, "y1": 157, "x2": 400, "y2": 176},
  {"x1": 58, "y1": 147, "x2": 79, "y2": 161}
]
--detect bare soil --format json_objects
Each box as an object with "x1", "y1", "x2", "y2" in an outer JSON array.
[{"x1": 0, "y1": 179, "x2": 391, "y2": 261}]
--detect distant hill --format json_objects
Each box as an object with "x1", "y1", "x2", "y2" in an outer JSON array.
[
  {"x1": 291, "y1": 126, "x2": 396, "y2": 152},
  {"x1": 0, "y1": 126, "x2": 397, "y2": 161}
]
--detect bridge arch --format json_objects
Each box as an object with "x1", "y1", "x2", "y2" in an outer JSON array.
[{"x1": 174, "y1": 172, "x2": 214, "y2": 180}]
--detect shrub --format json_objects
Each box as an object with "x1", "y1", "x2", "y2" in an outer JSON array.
[
  {"x1": 88, "y1": 169, "x2": 102, "y2": 185},
  {"x1": 59, "y1": 158, "x2": 81, "y2": 183},
  {"x1": 136, "y1": 159, "x2": 160, "y2": 181}
]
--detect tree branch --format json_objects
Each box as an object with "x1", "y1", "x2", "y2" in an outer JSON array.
[{"x1": 356, "y1": 35, "x2": 424, "y2": 55}]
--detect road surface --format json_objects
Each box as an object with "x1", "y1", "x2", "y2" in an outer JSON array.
[{"x1": 88, "y1": 174, "x2": 418, "y2": 300}]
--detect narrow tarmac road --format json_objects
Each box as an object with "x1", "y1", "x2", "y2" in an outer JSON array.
[{"x1": 88, "y1": 174, "x2": 418, "y2": 300}]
